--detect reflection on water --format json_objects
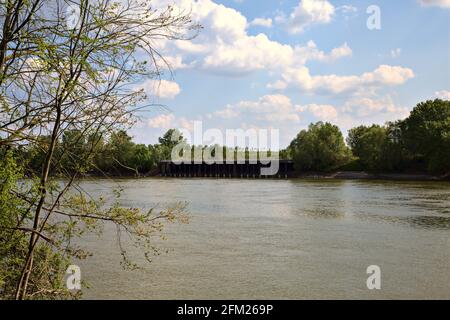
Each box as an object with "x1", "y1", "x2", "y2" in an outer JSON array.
[
  {"x1": 76, "y1": 178, "x2": 450, "y2": 300},
  {"x1": 299, "y1": 208, "x2": 346, "y2": 220},
  {"x1": 358, "y1": 213, "x2": 450, "y2": 230}
]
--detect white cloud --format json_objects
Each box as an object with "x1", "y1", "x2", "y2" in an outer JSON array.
[
  {"x1": 328, "y1": 43, "x2": 353, "y2": 61},
  {"x1": 363, "y1": 65, "x2": 415, "y2": 85},
  {"x1": 250, "y1": 18, "x2": 273, "y2": 28},
  {"x1": 162, "y1": 55, "x2": 189, "y2": 70},
  {"x1": 296, "y1": 103, "x2": 338, "y2": 120},
  {"x1": 435, "y1": 90, "x2": 450, "y2": 100},
  {"x1": 155, "y1": 0, "x2": 412, "y2": 101},
  {"x1": 210, "y1": 94, "x2": 300, "y2": 123},
  {"x1": 292, "y1": 41, "x2": 352, "y2": 65},
  {"x1": 148, "y1": 114, "x2": 176, "y2": 129},
  {"x1": 281, "y1": 0, "x2": 335, "y2": 34},
  {"x1": 139, "y1": 79, "x2": 181, "y2": 99},
  {"x1": 151, "y1": 0, "x2": 349, "y2": 76},
  {"x1": 210, "y1": 104, "x2": 241, "y2": 119},
  {"x1": 146, "y1": 0, "x2": 416, "y2": 131},
  {"x1": 418, "y1": 0, "x2": 450, "y2": 8},
  {"x1": 147, "y1": 114, "x2": 195, "y2": 131},
  {"x1": 269, "y1": 64, "x2": 415, "y2": 94},
  {"x1": 202, "y1": 33, "x2": 294, "y2": 73},
  {"x1": 343, "y1": 96, "x2": 409, "y2": 118},
  {"x1": 294, "y1": 96, "x2": 410, "y2": 136}
]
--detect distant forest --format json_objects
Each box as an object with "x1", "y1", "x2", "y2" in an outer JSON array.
[{"x1": 2, "y1": 99, "x2": 450, "y2": 176}]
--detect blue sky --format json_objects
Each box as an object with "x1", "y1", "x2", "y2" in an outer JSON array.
[{"x1": 130, "y1": 0, "x2": 449, "y2": 147}]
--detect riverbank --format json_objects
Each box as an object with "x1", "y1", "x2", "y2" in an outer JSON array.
[
  {"x1": 293, "y1": 171, "x2": 449, "y2": 181},
  {"x1": 82, "y1": 170, "x2": 449, "y2": 181}
]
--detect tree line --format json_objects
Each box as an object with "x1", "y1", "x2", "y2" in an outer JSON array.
[
  {"x1": 287, "y1": 99, "x2": 450, "y2": 175},
  {"x1": 7, "y1": 98, "x2": 449, "y2": 177},
  {"x1": 6, "y1": 128, "x2": 281, "y2": 176}
]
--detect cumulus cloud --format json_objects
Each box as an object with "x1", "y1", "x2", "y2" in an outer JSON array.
[
  {"x1": 210, "y1": 94, "x2": 301, "y2": 123},
  {"x1": 280, "y1": 0, "x2": 335, "y2": 34},
  {"x1": 328, "y1": 43, "x2": 353, "y2": 60},
  {"x1": 148, "y1": 114, "x2": 176, "y2": 129},
  {"x1": 151, "y1": 0, "x2": 350, "y2": 76},
  {"x1": 208, "y1": 94, "x2": 409, "y2": 141},
  {"x1": 250, "y1": 18, "x2": 273, "y2": 28},
  {"x1": 294, "y1": 96, "x2": 410, "y2": 136},
  {"x1": 144, "y1": 0, "x2": 416, "y2": 134},
  {"x1": 138, "y1": 79, "x2": 181, "y2": 99},
  {"x1": 269, "y1": 64, "x2": 415, "y2": 94},
  {"x1": 435, "y1": 90, "x2": 450, "y2": 100},
  {"x1": 296, "y1": 104, "x2": 338, "y2": 120},
  {"x1": 210, "y1": 105, "x2": 241, "y2": 119},
  {"x1": 201, "y1": 33, "x2": 294, "y2": 73},
  {"x1": 162, "y1": 55, "x2": 189, "y2": 70},
  {"x1": 147, "y1": 113, "x2": 195, "y2": 131},
  {"x1": 363, "y1": 65, "x2": 415, "y2": 85},
  {"x1": 342, "y1": 96, "x2": 409, "y2": 118},
  {"x1": 292, "y1": 41, "x2": 352, "y2": 65},
  {"x1": 149, "y1": 0, "x2": 413, "y2": 103},
  {"x1": 418, "y1": 0, "x2": 450, "y2": 8}
]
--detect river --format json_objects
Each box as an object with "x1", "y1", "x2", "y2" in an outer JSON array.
[{"x1": 76, "y1": 178, "x2": 450, "y2": 299}]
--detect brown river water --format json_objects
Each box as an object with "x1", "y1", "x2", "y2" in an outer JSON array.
[{"x1": 75, "y1": 178, "x2": 450, "y2": 299}]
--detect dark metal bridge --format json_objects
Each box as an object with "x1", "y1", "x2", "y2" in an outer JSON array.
[{"x1": 159, "y1": 160, "x2": 294, "y2": 178}]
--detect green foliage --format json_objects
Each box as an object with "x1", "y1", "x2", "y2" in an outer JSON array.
[
  {"x1": 0, "y1": 151, "x2": 75, "y2": 299},
  {"x1": 0, "y1": 147, "x2": 190, "y2": 299},
  {"x1": 158, "y1": 129, "x2": 187, "y2": 161},
  {"x1": 95, "y1": 129, "x2": 185, "y2": 175},
  {"x1": 130, "y1": 144, "x2": 154, "y2": 173},
  {"x1": 0, "y1": 151, "x2": 27, "y2": 296},
  {"x1": 345, "y1": 100, "x2": 450, "y2": 174},
  {"x1": 401, "y1": 99, "x2": 450, "y2": 173},
  {"x1": 20, "y1": 130, "x2": 176, "y2": 177},
  {"x1": 158, "y1": 129, "x2": 185, "y2": 149},
  {"x1": 338, "y1": 159, "x2": 365, "y2": 172},
  {"x1": 288, "y1": 122, "x2": 351, "y2": 172},
  {"x1": 347, "y1": 125, "x2": 387, "y2": 172}
]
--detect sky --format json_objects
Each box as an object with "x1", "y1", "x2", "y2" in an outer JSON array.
[{"x1": 129, "y1": 0, "x2": 450, "y2": 148}]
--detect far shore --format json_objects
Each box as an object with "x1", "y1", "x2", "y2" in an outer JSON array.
[
  {"x1": 81, "y1": 171, "x2": 450, "y2": 182},
  {"x1": 292, "y1": 171, "x2": 449, "y2": 181}
]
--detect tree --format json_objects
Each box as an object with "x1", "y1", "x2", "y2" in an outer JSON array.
[
  {"x1": 347, "y1": 125, "x2": 387, "y2": 171},
  {"x1": 346, "y1": 99, "x2": 450, "y2": 174},
  {"x1": 130, "y1": 144, "x2": 154, "y2": 174},
  {"x1": 288, "y1": 122, "x2": 351, "y2": 171},
  {"x1": 104, "y1": 130, "x2": 137, "y2": 175},
  {"x1": 401, "y1": 99, "x2": 450, "y2": 173},
  {"x1": 158, "y1": 129, "x2": 185, "y2": 149},
  {"x1": 158, "y1": 128, "x2": 186, "y2": 160},
  {"x1": 378, "y1": 121, "x2": 409, "y2": 172},
  {"x1": 0, "y1": 0, "x2": 199, "y2": 299}
]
